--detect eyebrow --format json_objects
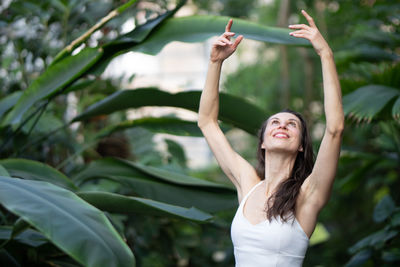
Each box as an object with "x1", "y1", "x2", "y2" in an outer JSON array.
[{"x1": 269, "y1": 117, "x2": 300, "y2": 124}]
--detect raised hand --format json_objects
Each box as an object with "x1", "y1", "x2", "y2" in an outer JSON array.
[
  {"x1": 210, "y1": 19, "x2": 244, "y2": 63},
  {"x1": 289, "y1": 10, "x2": 331, "y2": 57}
]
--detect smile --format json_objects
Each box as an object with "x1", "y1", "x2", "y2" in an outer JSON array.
[{"x1": 273, "y1": 132, "x2": 289, "y2": 139}]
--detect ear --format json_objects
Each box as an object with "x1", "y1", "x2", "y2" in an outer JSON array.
[
  {"x1": 261, "y1": 143, "x2": 266, "y2": 149},
  {"x1": 299, "y1": 146, "x2": 303, "y2": 152}
]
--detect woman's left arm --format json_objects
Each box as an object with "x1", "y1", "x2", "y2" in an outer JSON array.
[{"x1": 289, "y1": 10, "x2": 344, "y2": 209}]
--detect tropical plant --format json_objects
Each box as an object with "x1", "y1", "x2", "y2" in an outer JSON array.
[{"x1": 0, "y1": 0, "x2": 315, "y2": 266}]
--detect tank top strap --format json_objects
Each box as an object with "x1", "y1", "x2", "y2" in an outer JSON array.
[{"x1": 240, "y1": 180, "x2": 264, "y2": 205}]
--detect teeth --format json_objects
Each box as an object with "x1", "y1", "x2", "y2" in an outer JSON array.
[{"x1": 275, "y1": 134, "x2": 288, "y2": 138}]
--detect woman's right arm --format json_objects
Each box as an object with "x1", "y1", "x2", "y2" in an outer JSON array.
[{"x1": 198, "y1": 20, "x2": 258, "y2": 192}]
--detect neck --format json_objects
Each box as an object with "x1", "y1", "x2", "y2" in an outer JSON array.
[{"x1": 263, "y1": 150, "x2": 297, "y2": 195}]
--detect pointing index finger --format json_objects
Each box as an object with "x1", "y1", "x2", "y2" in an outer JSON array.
[
  {"x1": 301, "y1": 10, "x2": 316, "y2": 28},
  {"x1": 225, "y1": 19, "x2": 233, "y2": 32}
]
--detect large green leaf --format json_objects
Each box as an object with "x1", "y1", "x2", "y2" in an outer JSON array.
[
  {"x1": 76, "y1": 157, "x2": 231, "y2": 189},
  {"x1": 96, "y1": 117, "x2": 203, "y2": 138},
  {"x1": 73, "y1": 158, "x2": 236, "y2": 212},
  {"x1": 78, "y1": 191, "x2": 212, "y2": 222},
  {"x1": 131, "y1": 15, "x2": 310, "y2": 55},
  {"x1": 0, "y1": 176, "x2": 135, "y2": 267},
  {"x1": 121, "y1": 159, "x2": 230, "y2": 188},
  {"x1": 0, "y1": 159, "x2": 77, "y2": 191},
  {"x1": 73, "y1": 88, "x2": 266, "y2": 135},
  {"x1": 2, "y1": 48, "x2": 103, "y2": 127},
  {"x1": 80, "y1": 175, "x2": 236, "y2": 213},
  {"x1": 94, "y1": 7, "x2": 307, "y2": 74},
  {"x1": 343, "y1": 85, "x2": 400, "y2": 122}
]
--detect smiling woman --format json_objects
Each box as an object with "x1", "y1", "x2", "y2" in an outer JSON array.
[
  {"x1": 197, "y1": 10, "x2": 344, "y2": 267},
  {"x1": 256, "y1": 109, "x2": 314, "y2": 223}
]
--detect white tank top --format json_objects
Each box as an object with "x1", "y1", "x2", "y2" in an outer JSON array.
[{"x1": 231, "y1": 181, "x2": 309, "y2": 267}]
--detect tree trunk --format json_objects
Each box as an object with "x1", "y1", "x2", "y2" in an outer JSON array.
[{"x1": 277, "y1": 0, "x2": 290, "y2": 108}]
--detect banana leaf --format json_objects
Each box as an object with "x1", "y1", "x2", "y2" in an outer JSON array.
[
  {"x1": 78, "y1": 191, "x2": 212, "y2": 222},
  {"x1": 0, "y1": 158, "x2": 77, "y2": 191},
  {"x1": 0, "y1": 176, "x2": 135, "y2": 267},
  {"x1": 132, "y1": 15, "x2": 310, "y2": 55},
  {"x1": 73, "y1": 158, "x2": 236, "y2": 212},
  {"x1": 96, "y1": 117, "x2": 203, "y2": 138},
  {"x1": 73, "y1": 88, "x2": 266, "y2": 135},
  {"x1": 2, "y1": 48, "x2": 103, "y2": 127}
]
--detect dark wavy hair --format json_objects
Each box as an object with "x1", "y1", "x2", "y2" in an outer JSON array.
[{"x1": 256, "y1": 109, "x2": 314, "y2": 222}]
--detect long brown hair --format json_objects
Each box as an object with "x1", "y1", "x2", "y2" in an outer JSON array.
[{"x1": 256, "y1": 109, "x2": 314, "y2": 222}]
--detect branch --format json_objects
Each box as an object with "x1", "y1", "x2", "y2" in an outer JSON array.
[{"x1": 53, "y1": 0, "x2": 138, "y2": 63}]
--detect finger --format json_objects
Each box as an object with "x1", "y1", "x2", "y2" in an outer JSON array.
[
  {"x1": 219, "y1": 36, "x2": 232, "y2": 45},
  {"x1": 225, "y1": 19, "x2": 233, "y2": 32},
  {"x1": 289, "y1": 32, "x2": 308, "y2": 39},
  {"x1": 223, "y1": 32, "x2": 236, "y2": 37},
  {"x1": 214, "y1": 41, "x2": 227, "y2": 46},
  {"x1": 232, "y1": 35, "x2": 243, "y2": 49},
  {"x1": 289, "y1": 30, "x2": 307, "y2": 35},
  {"x1": 301, "y1": 10, "x2": 316, "y2": 28},
  {"x1": 288, "y1": 24, "x2": 311, "y2": 30}
]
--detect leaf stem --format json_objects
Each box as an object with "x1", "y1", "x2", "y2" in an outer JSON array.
[{"x1": 53, "y1": 0, "x2": 138, "y2": 63}]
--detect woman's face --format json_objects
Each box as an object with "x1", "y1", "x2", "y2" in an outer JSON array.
[{"x1": 262, "y1": 112, "x2": 303, "y2": 154}]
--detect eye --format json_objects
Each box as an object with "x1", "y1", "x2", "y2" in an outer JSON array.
[
  {"x1": 289, "y1": 122, "x2": 297, "y2": 127},
  {"x1": 271, "y1": 120, "x2": 279, "y2": 125}
]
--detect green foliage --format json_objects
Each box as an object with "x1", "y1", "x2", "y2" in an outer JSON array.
[
  {"x1": 343, "y1": 85, "x2": 400, "y2": 123},
  {"x1": 97, "y1": 117, "x2": 204, "y2": 138},
  {"x1": 0, "y1": 176, "x2": 135, "y2": 267},
  {"x1": 345, "y1": 195, "x2": 400, "y2": 266},
  {"x1": 2, "y1": 48, "x2": 103, "y2": 127},
  {"x1": 0, "y1": 158, "x2": 77, "y2": 190},
  {"x1": 1, "y1": 0, "x2": 399, "y2": 266},
  {"x1": 74, "y1": 87, "x2": 266, "y2": 135},
  {"x1": 133, "y1": 15, "x2": 310, "y2": 55},
  {"x1": 78, "y1": 191, "x2": 213, "y2": 222},
  {"x1": 73, "y1": 157, "x2": 236, "y2": 212},
  {"x1": 343, "y1": 63, "x2": 400, "y2": 123}
]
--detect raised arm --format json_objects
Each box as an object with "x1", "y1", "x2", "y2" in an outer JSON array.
[
  {"x1": 198, "y1": 20, "x2": 258, "y2": 194},
  {"x1": 289, "y1": 10, "x2": 344, "y2": 209}
]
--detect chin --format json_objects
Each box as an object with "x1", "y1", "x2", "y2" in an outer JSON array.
[{"x1": 265, "y1": 146, "x2": 299, "y2": 155}]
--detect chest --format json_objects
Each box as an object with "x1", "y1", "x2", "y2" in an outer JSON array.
[
  {"x1": 231, "y1": 207, "x2": 309, "y2": 258},
  {"x1": 241, "y1": 183, "x2": 272, "y2": 224}
]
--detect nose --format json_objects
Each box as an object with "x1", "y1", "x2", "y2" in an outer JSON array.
[{"x1": 278, "y1": 123, "x2": 288, "y2": 129}]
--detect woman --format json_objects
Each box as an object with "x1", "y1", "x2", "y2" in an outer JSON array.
[{"x1": 198, "y1": 10, "x2": 344, "y2": 266}]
